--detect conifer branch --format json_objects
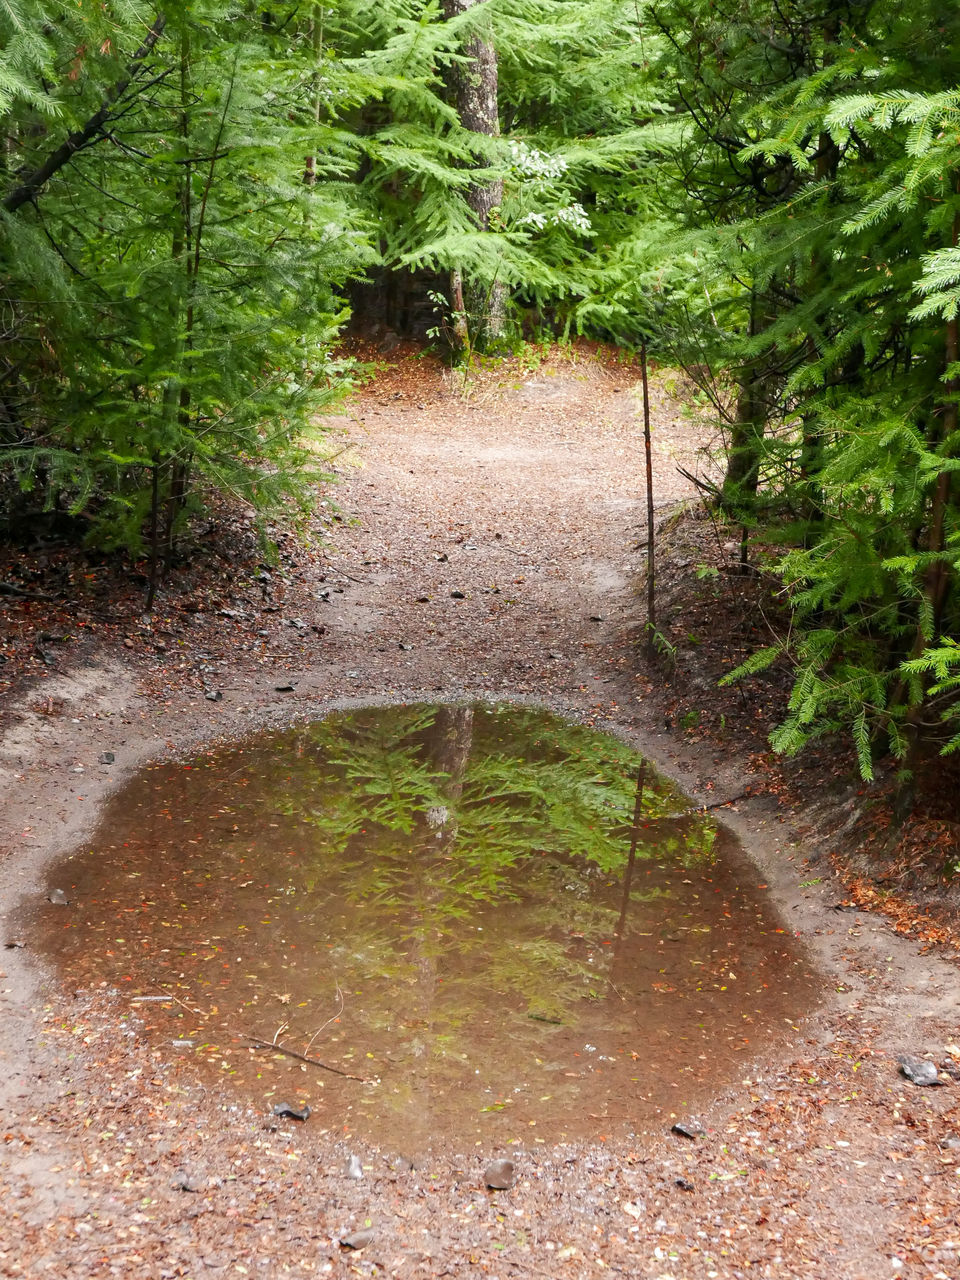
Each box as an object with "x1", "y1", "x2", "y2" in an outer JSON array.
[{"x1": 3, "y1": 13, "x2": 168, "y2": 213}]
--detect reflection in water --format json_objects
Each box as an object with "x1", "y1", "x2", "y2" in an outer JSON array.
[{"x1": 31, "y1": 704, "x2": 818, "y2": 1150}]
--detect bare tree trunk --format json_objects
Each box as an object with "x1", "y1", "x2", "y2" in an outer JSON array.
[
  {"x1": 146, "y1": 457, "x2": 161, "y2": 611},
  {"x1": 441, "y1": 0, "x2": 505, "y2": 350},
  {"x1": 721, "y1": 289, "x2": 766, "y2": 518},
  {"x1": 424, "y1": 705, "x2": 474, "y2": 851},
  {"x1": 302, "y1": 3, "x2": 323, "y2": 186},
  {"x1": 640, "y1": 341, "x2": 656, "y2": 652},
  {"x1": 613, "y1": 765, "x2": 645, "y2": 948}
]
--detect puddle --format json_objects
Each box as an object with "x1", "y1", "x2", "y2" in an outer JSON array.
[{"x1": 30, "y1": 703, "x2": 818, "y2": 1151}]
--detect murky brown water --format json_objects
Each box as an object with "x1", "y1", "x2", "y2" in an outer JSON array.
[{"x1": 32, "y1": 704, "x2": 818, "y2": 1151}]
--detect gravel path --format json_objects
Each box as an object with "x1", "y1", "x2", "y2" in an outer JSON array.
[{"x1": 0, "y1": 345, "x2": 958, "y2": 1279}]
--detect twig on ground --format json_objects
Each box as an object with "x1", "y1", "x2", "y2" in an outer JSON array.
[
  {"x1": 662, "y1": 789, "x2": 755, "y2": 820},
  {"x1": 304, "y1": 983, "x2": 345, "y2": 1054},
  {"x1": 242, "y1": 1032, "x2": 374, "y2": 1082},
  {"x1": 0, "y1": 581, "x2": 56, "y2": 602},
  {"x1": 150, "y1": 986, "x2": 208, "y2": 1017}
]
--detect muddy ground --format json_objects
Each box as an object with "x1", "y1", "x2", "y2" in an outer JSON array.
[{"x1": 1, "y1": 345, "x2": 958, "y2": 1279}]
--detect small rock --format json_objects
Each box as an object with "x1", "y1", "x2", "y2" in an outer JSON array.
[
  {"x1": 483, "y1": 1158, "x2": 516, "y2": 1190},
  {"x1": 398, "y1": 642, "x2": 413, "y2": 651},
  {"x1": 340, "y1": 1229, "x2": 375, "y2": 1251},
  {"x1": 671, "y1": 1120, "x2": 705, "y2": 1139},
  {"x1": 436, "y1": 553, "x2": 449, "y2": 563},
  {"x1": 98, "y1": 752, "x2": 115, "y2": 765},
  {"x1": 450, "y1": 590, "x2": 465, "y2": 599},
  {"x1": 47, "y1": 889, "x2": 70, "y2": 906},
  {"x1": 272, "y1": 1102, "x2": 310, "y2": 1121},
  {"x1": 589, "y1": 614, "x2": 605, "y2": 622},
  {"x1": 345, "y1": 1154, "x2": 364, "y2": 1180},
  {"x1": 416, "y1": 596, "x2": 430, "y2": 604},
  {"x1": 388, "y1": 1155, "x2": 414, "y2": 1172},
  {"x1": 204, "y1": 690, "x2": 222, "y2": 703},
  {"x1": 898, "y1": 1055, "x2": 945, "y2": 1087},
  {"x1": 274, "y1": 684, "x2": 296, "y2": 693},
  {"x1": 675, "y1": 1177, "x2": 695, "y2": 1191},
  {"x1": 172, "y1": 1171, "x2": 201, "y2": 1193},
  {"x1": 4, "y1": 941, "x2": 24, "y2": 949}
]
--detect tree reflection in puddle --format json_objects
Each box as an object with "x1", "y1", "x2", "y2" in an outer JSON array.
[{"x1": 32, "y1": 703, "x2": 818, "y2": 1150}]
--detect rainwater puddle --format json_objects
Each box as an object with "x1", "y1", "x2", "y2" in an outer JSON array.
[{"x1": 32, "y1": 704, "x2": 818, "y2": 1151}]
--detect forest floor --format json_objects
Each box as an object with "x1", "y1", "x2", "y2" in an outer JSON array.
[{"x1": 0, "y1": 342, "x2": 959, "y2": 1279}]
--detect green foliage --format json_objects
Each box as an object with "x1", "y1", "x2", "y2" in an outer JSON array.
[
  {"x1": 1, "y1": 0, "x2": 372, "y2": 555},
  {"x1": 629, "y1": 0, "x2": 960, "y2": 782},
  {"x1": 6, "y1": 0, "x2": 960, "y2": 792}
]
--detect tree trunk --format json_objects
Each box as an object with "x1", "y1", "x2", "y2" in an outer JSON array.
[
  {"x1": 441, "y1": 0, "x2": 505, "y2": 351},
  {"x1": 721, "y1": 289, "x2": 768, "y2": 518},
  {"x1": 640, "y1": 341, "x2": 656, "y2": 652},
  {"x1": 302, "y1": 4, "x2": 323, "y2": 186},
  {"x1": 894, "y1": 206, "x2": 960, "y2": 819},
  {"x1": 612, "y1": 765, "x2": 645, "y2": 950},
  {"x1": 424, "y1": 705, "x2": 474, "y2": 852},
  {"x1": 798, "y1": 125, "x2": 841, "y2": 534}
]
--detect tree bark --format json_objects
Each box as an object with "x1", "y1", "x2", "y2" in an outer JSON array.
[
  {"x1": 640, "y1": 341, "x2": 656, "y2": 651},
  {"x1": 441, "y1": 0, "x2": 505, "y2": 350},
  {"x1": 893, "y1": 206, "x2": 960, "y2": 819},
  {"x1": 721, "y1": 289, "x2": 769, "y2": 518}
]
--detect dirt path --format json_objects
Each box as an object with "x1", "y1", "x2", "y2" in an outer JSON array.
[{"x1": 1, "y1": 347, "x2": 958, "y2": 1279}]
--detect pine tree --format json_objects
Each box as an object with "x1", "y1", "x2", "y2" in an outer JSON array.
[{"x1": 1, "y1": 1, "x2": 371, "y2": 576}]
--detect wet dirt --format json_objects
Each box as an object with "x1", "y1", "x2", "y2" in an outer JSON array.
[
  {"x1": 26, "y1": 703, "x2": 817, "y2": 1154},
  {"x1": 1, "y1": 345, "x2": 959, "y2": 1278}
]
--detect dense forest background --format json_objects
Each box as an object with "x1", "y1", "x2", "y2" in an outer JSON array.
[{"x1": 4, "y1": 0, "x2": 960, "y2": 795}]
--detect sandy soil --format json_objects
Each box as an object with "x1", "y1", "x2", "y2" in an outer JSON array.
[{"x1": 1, "y1": 345, "x2": 958, "y2": 1279}]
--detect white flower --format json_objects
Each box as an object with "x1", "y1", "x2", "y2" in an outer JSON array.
[
  {"x1": 518, "y1": 203, "x2": 591, "y2": 235},
  {"x1": 509, "y1": 140, "x2": 568, "y2": 181},
  {"x1": 551, "y1": 202, "x2": 592, "y2": 233}
]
